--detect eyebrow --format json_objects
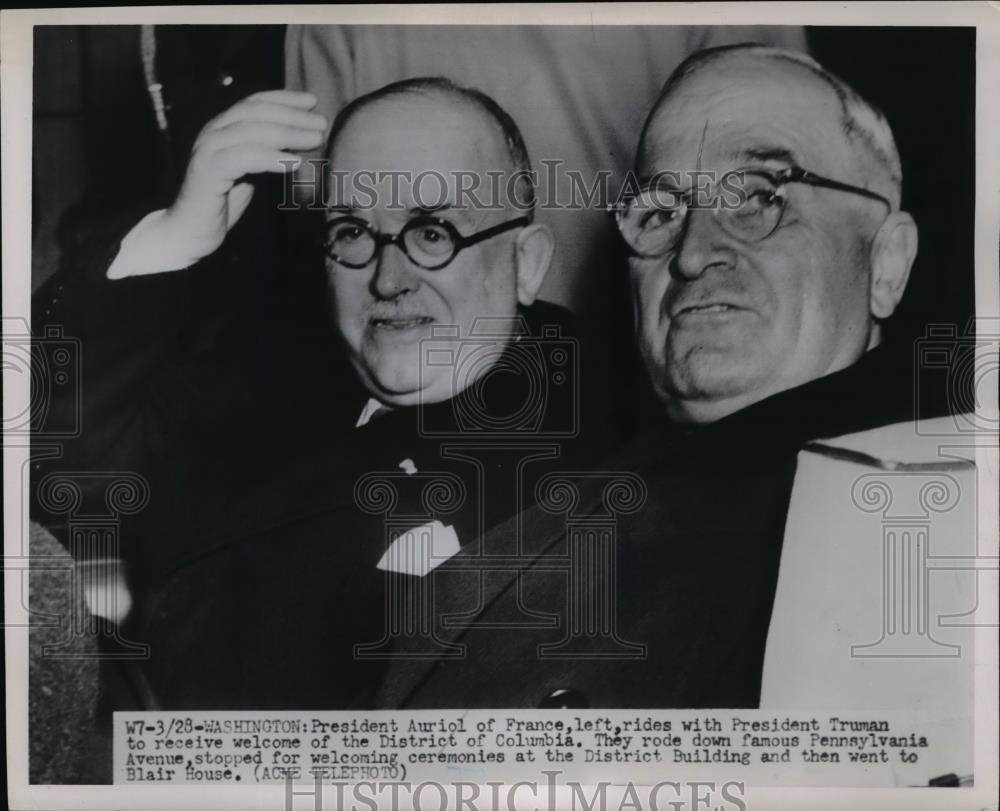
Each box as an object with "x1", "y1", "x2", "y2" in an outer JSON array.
[
  {"x1": 636, "y1": 144, "x2": 803, "y2": 188},
  {"x1": 409, "y1": 203, "x2": 475, "y2": 225},
  {"x1": 410, "y1": 203, "x2": 453, "y2": 215},
  {"x1": 326, "y1": 204, "x2": 356, "y2": 215},
  {"x1": 324, "y1": 202, "x2": 481, "y2": 232},
  {"x1": 732, "y1": 146, "x2": 800, "y2": 166},
  {"x1": 324, "y1": 202, "x2": 471, "y2": 217},
  {"x1": 632, "y1": 168, "x2": 681, "y2": 191},
  {"x1": 638, "y1": 171, "x2": 685, "y2": 192}
]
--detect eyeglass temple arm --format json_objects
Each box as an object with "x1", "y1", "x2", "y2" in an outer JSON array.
[
  {"x1": 455, "y1": 216, "x2": 533, "y2": 249},
  {"x1": 793, "y1": 169, "x2": 892, "y2": 208}
]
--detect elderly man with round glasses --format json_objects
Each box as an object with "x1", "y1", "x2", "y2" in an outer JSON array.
[
  {"x1": 615, "y1": 46, "x2": 914, "y2": 425},
  {"x1": 377, "y1": 47, "x2": 975, "y2": 777},
  {"x1": 31, "y1": 77, "x2": 613, "y2": 713}
]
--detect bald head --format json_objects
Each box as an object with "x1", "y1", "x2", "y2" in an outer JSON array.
[{"x1": 326, "y1": 76, "x2": 536, "y2": 212}]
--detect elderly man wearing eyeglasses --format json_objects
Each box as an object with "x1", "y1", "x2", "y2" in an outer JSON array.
[
  {"x1": 376, "y1": 47, "x2": 975, "y2": 773},
  {"x1": 617, "y1": 44, "x2": 915, "y2": 426},
  {"x1": 319, "y1": 77, "x2": 556, "y2": 410},
  {"x1": 31, "y1": 78, "x2": 616, "y2": 713}
]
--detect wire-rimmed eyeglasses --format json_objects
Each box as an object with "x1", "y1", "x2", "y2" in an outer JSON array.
[{"x1": 611, "y1": 167, "x2": 891, "y2": 258}]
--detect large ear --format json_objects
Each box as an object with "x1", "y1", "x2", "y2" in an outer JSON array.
[
  {"x1": 869, "y1": 210, "x2": 918, "y2": 320},
  {"x1": 514, "y1": 223, "x2": 555, "y2": 306}
]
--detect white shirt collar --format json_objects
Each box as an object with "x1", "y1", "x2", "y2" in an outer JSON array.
[{"x1": 355, "y1": 397, "x2": 387, "y2": 428}]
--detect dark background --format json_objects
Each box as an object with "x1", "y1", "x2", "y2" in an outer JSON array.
[
  {"x1": 810, "y1": 27, "x2": 977, "y2": 343},
  {"x1": 31, "y1": 25, "x2": 976, "y2": 341}
]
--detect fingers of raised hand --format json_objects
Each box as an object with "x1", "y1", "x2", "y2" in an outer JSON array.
[
  {"x1": 202, "y1": 145, "x2": 307, "y2": 181},
  {"x1": 204, "y1": 91, "x2": 327, "y2": 134},
  {"x1": 195, "y1": 120, "x2": 325, "y2": 155}
]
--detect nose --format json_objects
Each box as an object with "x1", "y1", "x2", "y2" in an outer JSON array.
[
  {"x1": 669, "y1": 207, "x2": 738, "y2": 281},
  {"x1": 370, "y1": 240, "x2": 420, "y2": 299}
]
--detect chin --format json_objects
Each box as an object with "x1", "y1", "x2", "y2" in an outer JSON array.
[
  {"x1": 660, "y1": 356, "x2": 777, "y2": 423},
  {"x1": 371, "y1": 368, "x2": 421, "y2": 398},
  {"x1": 369, "y1": 366, "x2": 461, "y2": 408},
  {"x1": 666, "y1": 340, "x2": 760, "y2": 391}
]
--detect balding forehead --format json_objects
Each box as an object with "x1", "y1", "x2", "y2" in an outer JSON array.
[
  {"x1": 651, "y1": 54, "x2": 844, "y2": 135},
  {"x1": 641, "y1": 73, "x2": 846, "y2": 176},
  {"x1": 641, "y1": 47, "x2": 902, "y2": 207},
  {"x1": 329, "y1": 89, "x2": 510, "y2": 165}
]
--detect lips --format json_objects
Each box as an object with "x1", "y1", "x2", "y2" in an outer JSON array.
[
  {"x1": 678, "y1": 303, "x2": 738, "y2": 315},
  {"x1": 672, "y1": 301, "x2": 747, "y2": 318},
  {"x1": 369, "y1": 315, "x2": 434, "y2": 331}
]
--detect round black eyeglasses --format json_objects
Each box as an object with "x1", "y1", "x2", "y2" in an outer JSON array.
[{"x1": 324, "y1": 215, "x2": 531, "y2": 271}]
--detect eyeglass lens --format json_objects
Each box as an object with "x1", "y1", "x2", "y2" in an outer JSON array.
[
  {"x1": 619, "y1": 171, "x2": 786, "y2": 257},
  {"x1": 327, "y1": 219, "x2": 458, "y2": 269}
]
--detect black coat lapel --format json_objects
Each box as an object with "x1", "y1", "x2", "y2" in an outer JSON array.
[{"x1": 374, "y1": 439, "x2": 659, "y2": 707}]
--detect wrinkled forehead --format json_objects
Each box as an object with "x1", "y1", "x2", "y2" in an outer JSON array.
[{"x1": 639, "y1": 57, "x2": 859, "y2": 181}]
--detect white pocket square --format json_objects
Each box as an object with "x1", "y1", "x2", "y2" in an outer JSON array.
[{"x1": 376, "y1": 520, "x2": 460, "y2": 577}]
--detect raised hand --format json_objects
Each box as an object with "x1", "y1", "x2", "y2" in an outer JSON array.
[{"x1": 159, "y1": 90, "x2": 327, "y2": 262}]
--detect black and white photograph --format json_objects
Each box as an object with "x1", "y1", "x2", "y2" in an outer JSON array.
[{"x1": 3, "y1": 4, "x2": 998, "y2": 810}]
